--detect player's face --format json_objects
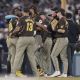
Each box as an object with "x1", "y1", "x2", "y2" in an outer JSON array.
[
  {"x1": 22, "y1": 11, "x2": 29, "y2": 17},
  {"x1": 52, "y1": 11, "x2": 57, "y2": 17},
  {"x1": 29, "y1": 9, "x2": 35, "y2": 16},
  {"x1": 40, "y1": 15, "x2": 46, "y2": 21},
  {"x1": 57, "y1": 12, "x2": 62, "y2": 18},
  {"x1": 14, "y1": 9, "x2": 22, "y2": 17}
]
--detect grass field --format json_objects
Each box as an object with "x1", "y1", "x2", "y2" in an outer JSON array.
[{"x1": 0, "y1": 77, "x2": 80, "y2": 80}]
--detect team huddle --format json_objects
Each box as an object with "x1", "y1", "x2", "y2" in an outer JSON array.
[{"x1": 6, "y1": 5, "x2": 79, "y2": 77}]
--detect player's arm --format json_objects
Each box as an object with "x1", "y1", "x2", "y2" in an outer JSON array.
[
  {"x1": 36, "y1": 22, "x2": 48, "y2": 32},
  {"x1": 57, "y1": 28, "x2": 65, "y2": 33},
  {"x1": 57, "y1": 19, "x2": 67, "y2": 33},
  {"x1": 12, "y1": 18, "x2": 25, "y2": 34}
]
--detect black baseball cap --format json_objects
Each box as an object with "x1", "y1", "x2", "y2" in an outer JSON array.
[
  {"x1": 51, "y1": 7, "x2": 59, "y2": 13},
  {"x1": 51, "y1": 7, "x2": 65, "y2": 15},
  {"x1": 57, "y1": 8, "x2": 65, "y2": 16}
]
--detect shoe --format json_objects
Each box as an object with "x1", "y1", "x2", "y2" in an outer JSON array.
[
  {"x1": 37, "y1": 68, "x2": 44, "y2": 76},
  {"x1": 44, "y1": 74, "x2": 48, "y2": 77},
  {"x1": 58, "y1": 73, "x2": 67, "y2": 77},
  {"x1": 16, "y1": 70, "x2": 27, "y2": 77},
  {"x1": 5, "y1": 74, "x2": 16, "y2": 78},
  {"x1": 48, "y1": 71, "x2": 61, "y2": 77},
  {"x1": 9, "y1": 73, "x2": 16, "y2": 77}
]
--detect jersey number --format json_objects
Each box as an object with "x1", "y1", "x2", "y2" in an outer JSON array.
[{"x1": 26, "y1": 22, "x2": 33, "y2": 31}]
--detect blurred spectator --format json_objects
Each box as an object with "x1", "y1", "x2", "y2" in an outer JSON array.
[
  {"x1": 53, "y1": 0, "x2": 61, "y2": 7},
  {"x1": 0, "y1": 13, "x2": 7, "y2": 72},
  {"x1": 38, "y1": 0, "x2": 54, "y2": 11},
  {"x1": 66, "y1": 12, "x2": 79, "y2": 76}
]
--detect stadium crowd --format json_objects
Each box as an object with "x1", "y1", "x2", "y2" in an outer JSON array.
[{"x1": 0, "y1": 0, "x2": 80, "y2": 78}]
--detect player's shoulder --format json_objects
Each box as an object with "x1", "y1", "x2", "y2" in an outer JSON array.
[
  {"x1": 20, "y1": 16, "x2": 30, "y2": 20},
  {"x1": 35, "y1": 14, "x2": 41, "y2": 22},
  {"x1": 9, "y1": 17, "x2": 18, "y2": 23},
  {"x1": 25, "y1": 17, "x2": 34, "y2": 23}
]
